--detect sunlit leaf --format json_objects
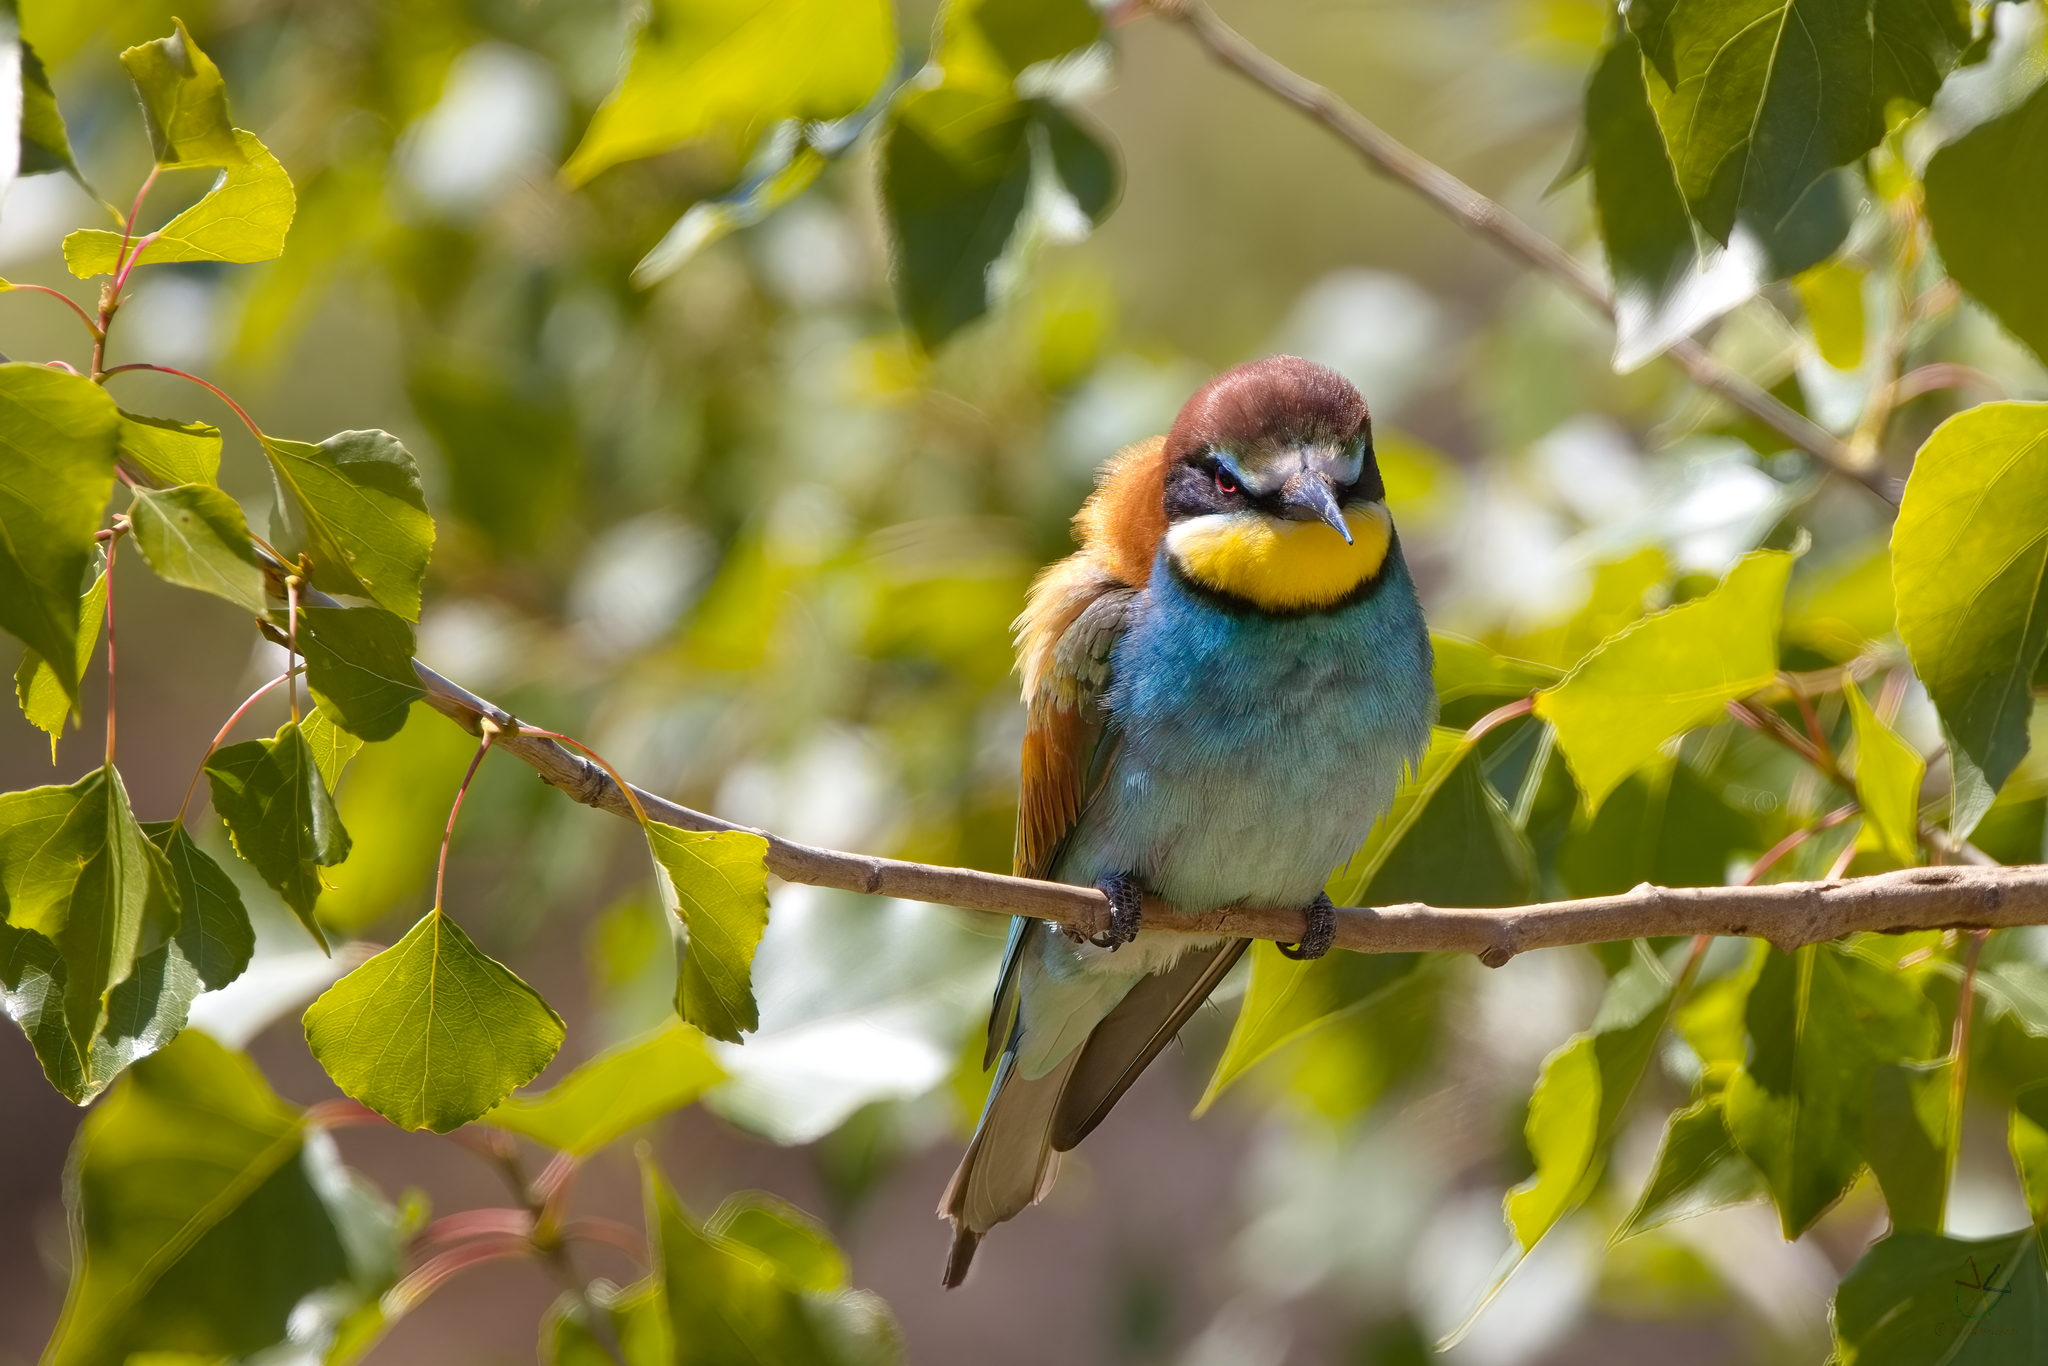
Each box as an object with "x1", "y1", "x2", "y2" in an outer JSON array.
[
  {"x1": 1924, "y1": 67, "x2": 2048, "y2": 364},
  {"x1": 711, "y1": 1193, "x2": 849, "y2": 1294},
  {"x1": 1843, "y1": 682, "x2": 1925, "y2": 865},
  {"x1": 484, "y1": 1017, "x2": 725, "y2": 1156},
  {"x1": 880, "y1": 86, "x2": 1033, "y2": 349},
  {"x1": 1508, "y1": 948, "x2": 1676, "y2": 1249},
  {"x1": 205, "y1": 720, "x2": 351, "y2": 948},
  {"x1": 1794, "y1": 259, "x2": 1867, "y2": 370},
  {"x1": 1833, "y1": 1227, "x2": 2048, "y2": 1363},
  {"x1": 43, "y1": 1031, "x2": 398, "y2": 1366},
  {"x1": 645, "y1": 824, "x2": 770, "y2": 1043},
  {"x1": 119, "y1": 18, "x2": 244, "y2": 169},
  {"x1": 1535, "y1": 548, "x2": 1793, "y2": 812},
  {"x1": 1196, "y1": 945, "x2": 1422, "y2": 1114},
  {"x1": 297, "y1": 605, "x2": 423, "y2": 742},
  {"x1": 0, "y1": 764, "x2": 181, "y2": 1077},
  {"x1": 0, "y1": 363, "x2": 120, "y2": 703},
  {"x1": 562, "y1": 0, "x2": 895, "y2": 185},
  {"x1": 263, "y1": 429, "x2": 434, "y2": 622},
  {"x1": 1724, "y1": 941, "x2": 1940, "y2": 1238},
  {"x1": 634, "y1": 139, "x2": 828, "y2": 288},
  {"x1": 15, "y1": 568, "x2": 104, "y2": 760},
  {"x1": 2011, "y1": 1084, "x2": 2048, "y2": 1221},
  {"x1": 1431, "y1": 634, "x2": 1561, "y2": 713},
  {"x1": 937, "y1": 0, "x2": 1102, "y2": 88},
  {"x1": 1892, "y1": 403, "x2": 2048, "y2": 834},
  {"x1": 303, "y1": 908, "x2": 565, "y2": 1132},
  {"x1": 299, "y1": 706, "x2": 365, "y2": 794},
  {"x1": 65, "y1": 129, "x2": 294, "y2": 276},
  {"x1": 1613, "y1": 1096, "x2": 1765, "y2": 1240},
  {"x1": 1863, "y1": 1059, "x2": 1951, "y2": 1233},
  {"x1": 117, "y1": 410, "x2": 220, "y2": 486},
  {"x1": 127, "y1": 483, "x2": 269, "y2": 615}
]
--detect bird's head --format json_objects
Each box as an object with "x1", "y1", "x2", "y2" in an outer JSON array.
[{"x1": 1159, "y1": 356, "x2": 1391, "y2": 613}]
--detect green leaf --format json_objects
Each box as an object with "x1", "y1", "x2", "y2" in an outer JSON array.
[
  {"x1": 645, "y1": 824, "x2": 770, "y2": 1043},
  {"x1": 1833, "y1": 1227, "x2": 2048, "y2": 1363},
  {"x1": 6, "y1": 9, "x2": 83, "y2": 184},
  {"x1": 127, "y1": 483, "x2": 269, "y2": 615},
  {"x1": 1535, "y1": 548, "x2": 1794, "y2": 812},
  {"x1": 1430, "y1": 634, "x2": 1561, "y2": 710},
  {"x1": 2011, "y1": 1084, "x2": 2048, "y2": 1222},
  {"x1": 636, "y1": 1158, "x2": 905, "y2": 1366},
  {"x1": 1203, "y1": 728, "x2": 1511, "y2": 1111},
  {"x1": 263, "y1": 429, "x2": 434, "y2": 622},
  {"x1": 880, "y1": 86, "x2": 1034, "y2": 349},
  {"x1": 1628, "y1": 0, "x2": 1961, "y2": 257},
  {"x1": 562, "y1": 0, "x2": 896, "y2": 185},
  {"x1": 117, "y1": 410, "x2": 221, "y2": 486},
  {"x1": 1927, "y1": 84, "x2": 2048, "y2": 365},
  {"x1": 143, "y1": 821, "x2": 253, "y2": 993},
  {"x1": 1507, "y1": 948, "x2": 1678, "y2": 1250},
  {"x1": 1032, "y1": 101, "x2": 1118, "y2": 225},
  {"x1": 1585, "y1": 30, "x2": 1754, "y2": 371},
  {"x1": 936, "y1": 0, "x2": 1103, "y2": 87},
  {"x1": 1863, "y1": 1059, "x2": 1952, "y2": 1234},
  {"x1": 711, "y1": 1193, "x2": 848, "y2": 1294},
  {"x1": 15, "y1": 568, "x2": 104, "y2": 760},
  {"x1": 298, "y1": 605, "x2": 423, "y2": 742},
  {"x1": 1196, "y1": 945, "x2": 1422, "y2": 1113},
  {"x1": 1614, "y1": 1096, "x2": 1765, "y2": 1240},
  {"x1": 300, "y1": 705, "x2": 365, "y2": 793},
  {"x1": 119, "y1": 18, "x2": 244, "y2": 169},
  {"x1": 0, "y1": 764, "x2": 181, "y2": 1073},
  {"x1": 484, "y1": 1017, "x2": 725, "y2": 1156},
  {"x1": 1843, "y1": 682, "x2": 1926, "y2": 865},
  {"x1": 65, "y1": 129, "x2": 295, "y2": 277},
  {"x1": 205, "y1": 720, "x2": 351, "y2": 948},
  {"x1": 1723, "y1": 941, "x2": 1939, "y2": 1238},
  {"x1": 44, "y1": 1031, "x2": 398, "y2": 1366},
  {"x1": 303, "y1": 907, "x2": 565, "y2": 1132},
  {"x1": 1794, "y1": 259, "x2": 1867, "y2": 370},
  {"x1": 1892, "y1": 403, "x2": 2048, "y2": 833},
  {"x1": 1555, "y1": 760, "x2": 1760, "y2": 898},
  {"x1": 0, "y1": 363, "x2": 120, "y2": 703}
]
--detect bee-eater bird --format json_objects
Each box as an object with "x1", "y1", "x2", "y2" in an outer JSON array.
[{"x1": 939, "y1": 355, "x2": 1436, "y2": 1285}]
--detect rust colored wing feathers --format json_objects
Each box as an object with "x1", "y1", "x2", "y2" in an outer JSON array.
[{"x1": 1011, "y1": 435, "x2": 1170, "y2": 881}]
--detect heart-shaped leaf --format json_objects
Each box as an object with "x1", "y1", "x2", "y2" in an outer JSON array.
[{"x1": 128, "y1": 483, "x2": 269, "y2": 615}]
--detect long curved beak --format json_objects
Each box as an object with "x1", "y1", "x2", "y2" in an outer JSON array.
[{"x1": 1280, "y1": 472, "x2": 1353, "y2": 544}]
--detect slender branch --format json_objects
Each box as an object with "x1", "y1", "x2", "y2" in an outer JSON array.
[{"x1": 1147, "y1": 0, "x2": 1888, "y2": 501}]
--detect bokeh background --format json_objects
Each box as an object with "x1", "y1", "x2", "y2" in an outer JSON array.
[{"x1": 6, "y1": 1, "x2": 2048, "y2": 1363}]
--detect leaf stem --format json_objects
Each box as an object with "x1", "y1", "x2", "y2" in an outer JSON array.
[
  {"x1": 1743, "y1": 802, "x2": 1862, "y2": 885},
  {"x1": 514, "y1": 727, "x2": 651, "y2": 826},
  {"x1": 285, "y1": 577, "x2": 302, "y2": 725},
  {"x1": 91, "y1": 167, "x2": 159, "y2": 379},
  {"x1": 173, "y1": 667, "x2": 305, "y2": 827},
  {"x1": 1464, "y1": 695, "x2": 1536, "y2": 745},
  {"x1": 99, "y1": 362, "x2": 268, "y2": 444},
  {"x1": 435, "y1": 731, "x2": 496, "y2": 916},
  {"x1": 1947, "y1": 928, "x2": 1990, "y2": 1214},
  {"x1": 3, "y1": 282, "x2": 104, "y2": 340},
  {"x1": 102, "y1": 529, "x2": 121, "y2": 768}
]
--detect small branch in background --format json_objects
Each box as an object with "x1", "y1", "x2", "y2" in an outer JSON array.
[
  {"x1": 1947, "y1": 929, "x2": 1990, "y2": 1203},
  {"x1": 1146, "y1": 0, "x2": 1888, "y2": 501}
]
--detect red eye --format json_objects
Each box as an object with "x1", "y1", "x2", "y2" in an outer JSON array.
[{"x1": 1214, "y1": 468, "x2": 1239, "y2": 495}]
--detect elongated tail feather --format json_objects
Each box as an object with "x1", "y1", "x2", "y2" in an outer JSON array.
[{"x1": 939, "y1": 1048, "x2": 1083, "y2": 1287}]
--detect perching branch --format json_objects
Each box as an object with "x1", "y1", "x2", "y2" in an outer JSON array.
[
  {"x1": 1145, "y1": 0, "x2": 1892, "y2": 503},
  {"x1": 409, "y1": 657, "x2": 2048, "y2": 967}
]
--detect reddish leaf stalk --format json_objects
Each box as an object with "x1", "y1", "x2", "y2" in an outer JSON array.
[
  {"x1": 1744, "y1": 802, "x2": 1862, "y2": 886},
  {"x1": 515, "y1": 726, "x2": 651, "y2": 826},
  {"x1": 4, "y1": 282, "x2": 103, "y2": 339},
  {"x1": 102, "y1": 531, "x2": 119, "y2": 767},
  {"x1": 173, "y1": 668, "x2": 304, "y2": 826},
  {"x1": 1463, "y1": 695, "x2": 1536, "y2": 745},
  {"x1": 99, "y1": 362, "x2": 268, "y2": 445},
  {"x1": 285, "y1": 577, "x2": 302, "y2": 725},
  {"x1": 434, "y1": 733, "x2": 496, "y2": 916}
]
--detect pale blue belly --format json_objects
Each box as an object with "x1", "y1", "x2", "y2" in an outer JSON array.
[{"x1": 1052, "y1": 545, "x2": 1436, "y2": 912}]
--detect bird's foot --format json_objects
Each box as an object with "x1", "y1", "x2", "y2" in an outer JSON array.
[
  {"x1": 1089, "y1": 873, "x2": 1145, "y2": 949},
  {"x1": 1278, "y1": 892, "x2": 1338, "y2": 960}
]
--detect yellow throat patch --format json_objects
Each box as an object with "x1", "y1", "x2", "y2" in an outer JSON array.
[{"x1": 1164, "y1": 504, "x2": 1392, "y2": 611}]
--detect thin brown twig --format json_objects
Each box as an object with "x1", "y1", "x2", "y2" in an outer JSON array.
[{"x1": 1147, "y1": 0, "x2": 1887, "y2": 501}]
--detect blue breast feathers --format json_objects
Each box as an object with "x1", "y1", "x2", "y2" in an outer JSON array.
[{"x1": 1052, "y1": 541, "x2": 1436, "y2": 912}]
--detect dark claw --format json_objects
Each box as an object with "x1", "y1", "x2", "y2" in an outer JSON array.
[
  {"x1": 1092, "y1": 874, "x2": 1145, "y2": 949},
  {"x1": 1278, "y1": 892, "x2": 1338, "y2": 960}
]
